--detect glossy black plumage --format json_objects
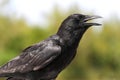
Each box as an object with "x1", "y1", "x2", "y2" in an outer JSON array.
[{"x1": 0, "y1": 14, "x2": 101, "y2": 80}]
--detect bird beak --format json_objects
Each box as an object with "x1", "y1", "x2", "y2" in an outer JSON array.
[{"x1": 83, "y1": 15, "x2": 102, "y2": 26}]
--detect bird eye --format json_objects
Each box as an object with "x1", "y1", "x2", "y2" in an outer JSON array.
[{"x1": 74, "y1": 19, "x2": 80, "y2": 24}]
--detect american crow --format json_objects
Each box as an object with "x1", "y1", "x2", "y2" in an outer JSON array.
[{"x1": 0, "y1": 14, "x2": 101, "y2": 80}]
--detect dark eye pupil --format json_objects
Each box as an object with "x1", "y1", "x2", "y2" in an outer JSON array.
[{"x1": 75, "y1": 19, "x2": 79, "y2": 23}]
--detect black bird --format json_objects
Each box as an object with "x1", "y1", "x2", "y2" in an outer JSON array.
[{"x1": 0, "y1": 14, "x2": 101, "y2": 80}]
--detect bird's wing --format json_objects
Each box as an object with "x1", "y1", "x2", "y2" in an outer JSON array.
[
  {"x1": 7, "y1": 77, "x2": 24, "y2": 80},
  {"x1": 0, "y1": 40, "x2": 61, "y2": 74}
]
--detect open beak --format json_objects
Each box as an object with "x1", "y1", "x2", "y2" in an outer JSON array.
[{"x1": 83, "y1": 15, "x2": 102, "y2": 26}]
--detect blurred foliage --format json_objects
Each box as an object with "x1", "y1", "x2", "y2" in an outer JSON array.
[{"x1": 0, "y1": 2, "x2": 120, "y2": 80}]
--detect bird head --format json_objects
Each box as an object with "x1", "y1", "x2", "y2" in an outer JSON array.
[
  {"x1": 57, "y1": 14, "x2": 102, "y2": 41},
  {"x1": 64, "y1": 14, "x2": 101, "y2": 30}
]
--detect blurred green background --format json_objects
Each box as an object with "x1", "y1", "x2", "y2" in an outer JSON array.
[{"x1": 0, "y1": 0, "x2": 120, "y2": 80}]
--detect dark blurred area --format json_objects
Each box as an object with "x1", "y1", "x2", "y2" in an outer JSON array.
[{"x1": 0, "y1": 1, "x2": 120, "y2": 80}]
